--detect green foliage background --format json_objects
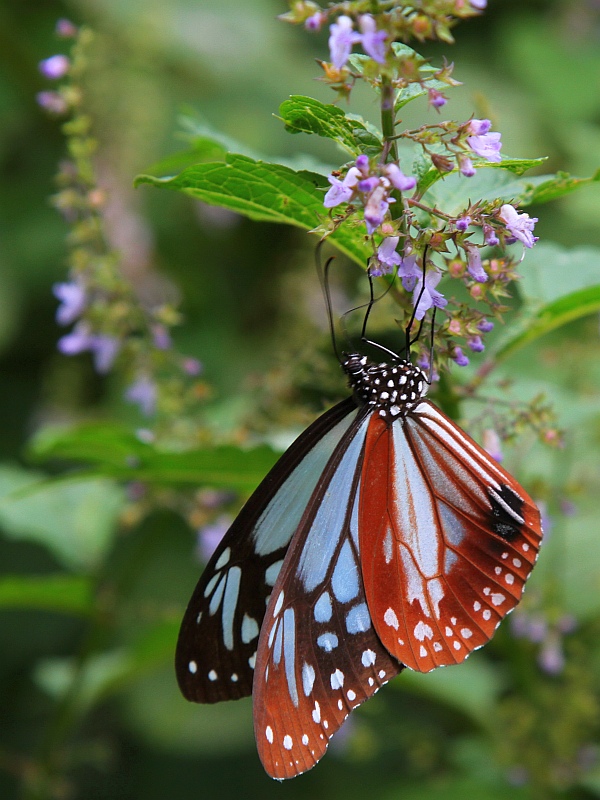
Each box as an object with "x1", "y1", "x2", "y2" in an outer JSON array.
[{"x1": 1, "y1": 1, "x2": 600, "y2": 798}]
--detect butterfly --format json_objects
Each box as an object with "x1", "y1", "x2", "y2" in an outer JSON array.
[{"x1": 175, "y1": 349, "x2": 543, "y2": 780}]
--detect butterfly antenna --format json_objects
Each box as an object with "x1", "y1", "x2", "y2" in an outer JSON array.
[
  {"x1": 424, "y1": 306, "x2": 437, "y2": 385},
  {"x1": 316, "y1": 244, "x2": 343, "y2": 365},
  {"x1": 404, "y1": 244, "x2": 430, "y2": 361}
]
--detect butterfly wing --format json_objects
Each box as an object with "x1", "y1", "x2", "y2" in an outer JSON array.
[
  {"x1": 176, "y1": 396, "x2": 359, "y2": 703},
  {"x1": 253, "y1": 412, "x2": 403, "y2": 780},
  {"x1": 360, "y1": 399, "x2": 543, "y2": 673}
]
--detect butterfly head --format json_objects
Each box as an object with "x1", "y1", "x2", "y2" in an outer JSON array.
[{"x1": 342, "y1": 353, "x2": 427, "y2": 419}]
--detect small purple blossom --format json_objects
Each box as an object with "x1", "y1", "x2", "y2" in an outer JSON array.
[
  {"x1": 413, "y1": 269, "x2": 448, "y2": 321},
  {"x1": 458, "y1": 155, "x2": 476, "y2": 177},
  {"x1": 125, "y1": 375, "x2": 158, "y2": 416},
  {"x1": 470, "y1": 0, "x2": 488, "y2": 9},
  {"x1": 465, "y1": 244, "x2": 488, "y2": 282},
  {"x1": 428, "y1": 89, "x2": 447, "y2": 108},
  {"x1": 538, "y1": 635, "x2": 565, "y2": 675},
  {"x1": 182, "y1": 357, "x2": 202, "y2": 376},
  {"x1": 456, "y1": 215, "x2": 471, "y2": 232},
  {"x1": 452, "y1": 346, "x2": 469, "y2": 367},
  {"x1": 499, "y1": 204, "x2": 538, "y2": 248},
  {"x1": 384, "y1": 163, "x2": 417, "y2": 192},
  {"x1": 36, "y1": 91, "x2": 68, "y2": 115},
  {"x1": 483, "y1": 225, "x2": 500, "y2": 246},
  {"x1": 358, "y1": 176, "x2": 380, "y2": 194},
  {"x1": 56, "y1": 19, "x2": 78, "y2": 37},
  {"x1": 305, "y1": 12, "x2": 327, "y2": 31},
  {"x1": 467, "y1": 129, "x2": 502, "y2": 163},
  {"x1": 398, "y1": 254, "x2": 421, "y2": 291},
  {"x1": 358, "y1": 15, "x2": 387, "y2": 63},
  {"x1": 196, "y1": 515, "x2": 231, "y2": 563},
  {"x1": 483, "y1": 429, "x2": 503, "y2": 462},
  {"x1": 58, "y1": 323, "x2": 120, "y2": 374},
  {"x1": 467, "y1": 118, "x2": 492, "y2": 136},
  {"x1": 467, "y1": 335, "x2": 485, "y2": 352},
  {"x1": 477, "y1": 319, "x2": 494, "y2": 333},
  {"x1": 370, "y1": 236, "x2": 402, "y2": 276},
  {"x1": 53, "y1": 280, "x2": 87, "y2": 326},
  {"x1": 363, "y1": 183, "x2": 391, "y2": 234},
  {"x1": 323, "y1": 166, "x2": 361, "y2": 208},
  {"x1": 355, "y1": 154, "x2": 369, "y2": 172},
  {"x1": 39, "y1": 55, "x2": 70, "y2": 80},
  {"x1": 328, "y1": 15, "x2": 360, "y2": 69},
  {"x1": 151, "y1": 324, "x2": 172, "y2": 350}
]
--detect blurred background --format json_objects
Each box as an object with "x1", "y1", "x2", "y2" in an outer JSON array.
[{"x1": 1, "y1": 0, "x2": 600, "y2": 798}]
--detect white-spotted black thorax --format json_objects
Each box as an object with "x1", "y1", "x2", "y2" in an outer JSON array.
[{"x1": 342, "y1": 353, "x2": 428, "y2": 419}]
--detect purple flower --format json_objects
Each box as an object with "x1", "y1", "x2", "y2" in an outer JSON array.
[
  {"x1": 483, "y1": 225, "x2": 499, "y2": 246},
  {"x1": 305, "y1": 12, "x2": 327, "y2": 31},
  {"x1": 384, "y1": 163, "x2": 417, "y2": 192},
  {"x1": 413, "y1": 269, "x2": 448, "y2": 321},
  {"x1": 36, "y1": 91, "x2": 68, "y2": 115},
  {"x1": 53, "y1": 280, "x2": 87, "y2": 325},
  {"x1": 483, "y1": 429, "x2": 503, "y2": 462},
  {"x1": 196, "y1": 515, "x2": 231, "y2": 563},
  {"x1": 428, "y1": 89, "x2": 447, "y2": 108},
  {"x1": 467, "y1": 335, "x2": 485, "y2": 352},
  {"x1": 125, "y1": 375, "x2": 158, "y2": 416},
  {"x1": 499, "y1": 204, "x2": 538, "y2": 248},
  {"x1": 452, "y1": 346, "x2": 469, "y2": 367},
  {"x1": 56, "y1": 19, "x2": 78, "y2": 38},
  {"x1": 538, "y1": 635, "x2": 565, "y2": 675},
  {"x1": 151, "y1": 324, "x2": 172, "y2": 350},
  {"x1": 358, "y1": 176, "x2": 380, "y2": 194},
  {"x1": 355, "y1": 154, "x2": 369, "y2": 173},
  {"x1": 328, "y1": 16, "x2": 360, "y2": 69},
  {"x1": 182, "y1": 357, "x2": 203, "y2": 376},
  {"x1": 456, "y1": 215, "x2": 471, "y2": 232},
  {"x1": 398, "y1": 254, "x2": 421, "y2": 291},
  {"x1": 470, "y1": 0, "x2": 488, "y2": 8},
  {"x1": 323, "y1": 166, "x2": 361, "y2": 208},
  {"x1": 477, "y1": 319, "x2": 494, "y2": 333},
  {"x1": 358, "y1": 15, "x2": 387, "y2": 63},
  {"x1": 57, "y1": 323, "x2": 120, "y2": 374},
  {"x1": 458, "y1": 155, "x2": 476, "y2": 177},
  {"x1": 39, "y1": 55, "x2": 70, "y2": 80},
  {"x1": 465, "y1": 244, "x2": 488, "y2": 282},
  {"x1": 370, "y1": 236, "x2": 402, "y2": 276},
  {"x1": 467, "y1": 129, "x2": 502, "y2": 163},
  {"x1": 363, "y1": 183, "x2": 391, "y2": 234},
  {"x1": 467, "y1": 119, "x2": 492, "y2": 136}
]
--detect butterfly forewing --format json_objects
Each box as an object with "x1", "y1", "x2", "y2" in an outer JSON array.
[
  {"x1": 253, "y1": 413, "x2": 403, "y2": 780},
  {"x1": 176, "y1": 397, "x2": 359, "y2": 703},
  {"x1": 359, "y1": 400, "x2": 542, "y2": 673}
]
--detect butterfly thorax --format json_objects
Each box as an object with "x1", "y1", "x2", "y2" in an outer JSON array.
[{"x1": 342, "y1": 353, "x2": 427, "y2": 419}]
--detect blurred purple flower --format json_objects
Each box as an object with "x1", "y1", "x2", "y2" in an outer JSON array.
[
  {"x1": 428, "y1": 89, "x2": 447, "y2": 108},
  {"x1": 323, "y1": 166, "x2": 361, "y2": 208},
  {"x1": 538, "y1": 635, "x2": 565, "y2": 675},
  {"x1": 483, "y1": 429, "x2": 503, "y2": 462},
  {"x1": 370, "y1": 236, "x2": 402, "y2": 277},
  {"x1": 500, "y1": 204, "x2": 538, "y2": 248},
  {"x1": 398, "y1": 254, "x2": 421, "y2": 291},
  {"x1": 363, "y1": 183, "x2": 391, "y2": 234},
  {"x1": 465, "y1": 244, "x2": 488, "y2": 282},
  {"x1": 182, "y1": 357, "x2": 203, "y2": 376},
  {"x1": 456, "y1": 215, "x2": 471, "y2": 232},
  {"x1": 56, "y1": 19, "x2": 78, "y2": 37},
  {"x1": 305, "y1": 12, "x2": 327, "y2": 31},
  {"x1": 413, "y1": 269, "x2": 448, "y2": 321},
  {"x1": 36, "y1": 91, "x2": 68, "y2": 115},
  {"x1": 478, "y1": 319, "x2": 494, "y2": 333},
  {"x1": 467, "y1": 335, "x2": 485, "y2": 352},
  {"x1": 452, "y1": 346, "x2": 469, "y2": 367},
  {"x1": 483, "y1": 225, "x2": 500, "y2": 246},
  {"x1": 58, "y1": 323, "x2": 120, "y2": 374},
  {"x1": 328, "y1": 15, "x2": 361, "y2": 68},
  {"x1": 39, "y1": 54, "x2": 70, "y2": 80},
  {"x1": 125, "y1": 375, "x2": 158, "y2": 416},
  {"x1": 384, "y1": 163, "x2": 417, "y2": 192},
  {"x1": 197, "y1": 515, "x2": 232, "y2": 563},
  {"x1": 458, "y1": 155, "x2": 476, "y2": 177},
  {"x1": 470, "y1": 0, "x2": 488, "y2": 8},
  {"x1": 151, "y1": 324, "x2": 172, "y2": 350},
  {"x1": 358, "y1": 15, "x2": 387, "y2": 63},
  {"x1": 53, "y1": 280, "x2": 87, "y2": 325}
]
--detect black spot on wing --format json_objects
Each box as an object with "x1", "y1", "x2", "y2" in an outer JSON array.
[{"x1": 488, "y1": 484, "x2": 525, "y2": 541}]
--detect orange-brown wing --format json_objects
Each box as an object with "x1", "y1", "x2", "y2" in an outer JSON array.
[
  {"x1": 253, "y1": 414, "x2": 402, "y2": 780},
  {"x1": 359, "y1": 399, "x2": 543, "y2": 673}
]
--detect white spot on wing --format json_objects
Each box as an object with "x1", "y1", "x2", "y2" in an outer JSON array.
[
  {"x1": 273, "y1": 590, "x2": 284, "y2": 617},
  {"x1": 453, "y1": 641, "x2": 461, "y2": 650},
  {"x1": 330, "y1": 669, "x2": 345, "y2": 690},
  {"x1": 266, "y1": 726, "x2": 273, "y2": 743},
  {"x1": 419, "y1": 645, "x2": 427, "y2": 657},
  {"x1": 473, "y1": 601, "x2": 481, "y2": 611},
  {"x1": 215, "y1": 547, "x2": 231, "y2": 570},
  {"x1": 265, "y1": 559, "x2": 283, "y2": 586},
  {"x1": 483, "y1": 609, "x2": 492, "y2": 621},
  {"x1": 302, "y1": 734, "x2": 309, "y2": 745},
  {"x1": 414, "y1": 621, "x2": 433, "y2": 641},
  {"x1": 347, "y1": 690, "x2": 356, "y2": 701},
  {"x1": 283, "y1": 735, "x2": 293, "y2": 751},
  {"x1": 208, "y1": 669, "x2": 218, "y2": 681},
  {"x1": 491, "y1": 593, "x2": 505, "y2": 606},
  {"x1": 384, "y1": 607, "x2": 399, "y2": 629},
  {"x1": 302, "y1": 662, "x2": 315, "y2": 696},
  {"x1": 460, "y1": 628, "x2": 473, "y2": 639},
  {"x1": 513, "y1": 558, "x2": 522, "y2": 568},
  {"x1": 241, "y1": 614, "x2": 259, "y2": 644},
  {"x1": 505, "y1": 573, "x2": 515, "y2": 585},
  {"x1": 188, "y1": 661, "x2": 197, "y2": 674},
  {"x1": 312, "y1": 701, "x2": 321, "y2": 724},
  {"x1": 362, "y1": 649, "x2": 376, "y2": 667},
  {"x1": 383, "y1": 528, "x2": 393, "y2": 564}
]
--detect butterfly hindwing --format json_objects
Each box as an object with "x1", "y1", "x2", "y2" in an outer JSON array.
[
  {"x1": 253, "y1": 412, "x2": 403, "y2": 780},
  {"x1": 359, "y1": 400, "x2": 542, "y2": 673},
  {"x1": 176, "y1": 397, "x2": 359, "y2": 703}
]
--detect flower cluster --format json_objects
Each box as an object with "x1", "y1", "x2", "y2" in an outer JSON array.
[
  {"x1": 40, "y1": 22, "x2": 205, "y2": 427},
  {"x1": 511, "y1": 607, "x2": 578, "y2": 676}
]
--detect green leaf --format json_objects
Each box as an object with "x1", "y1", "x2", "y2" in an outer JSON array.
[
  {"x1": 29, "y1": 422, "x2": 280, "y2": 492},
  {"x1": 519, "y1": 168, "x2": 600, "y2": 204},
  {"x1": 418, "y1": 156, "x2": 547, "y2": 200},
  {"x1": 0, "y1": 465, "x2": 124, "y2": 571},
  {"x1": 136, "y1": 153, "x2": 371, "y2": 265},
  {"x1": 0, "y1": 574, "x2": 93, "y2": 616},
  {"x1": 279, "y1": 95, "x2": 382, "y2": 157},
  {"x1": 492, "y1": 243, "x2": 600, "y2": 360}
]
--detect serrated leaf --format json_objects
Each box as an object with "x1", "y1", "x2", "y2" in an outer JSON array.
[
  {"x1": 136, "y1": 153, "x2": 371, "y2": 265},
  {"x1": 0, "y1": 574, "x2": 93, "y2": 616},
  {"x1": 29, "y1": 422, "x2": 280, "y2": 492},
  {"x1": 520, "y1": 168, "x2": 600, "y2": 205},
  {"x1": 0, "y1": 465, "x2": 124, "y2": 571},
  {"x1": 279, "y1": 95, "x2": 382, "y2": 157}
]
